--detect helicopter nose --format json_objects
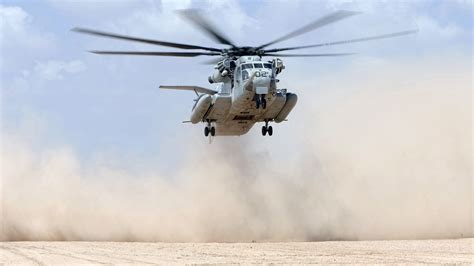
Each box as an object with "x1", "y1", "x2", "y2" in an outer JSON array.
[
  {"x1": 254, "y1": 75, "x2": 271, "y2": 85},
  {"x1": 253, "y1": 76, "x2": 271, "y2": 94}
]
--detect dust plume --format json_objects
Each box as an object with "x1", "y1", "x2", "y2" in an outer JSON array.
[{"x1": 1, "y1": 56, "x2": 472, "y2": 241}]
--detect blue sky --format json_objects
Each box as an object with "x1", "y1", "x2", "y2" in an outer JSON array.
[{"x1": 1, "y1": 0, "x2": 472, "y2": 170}]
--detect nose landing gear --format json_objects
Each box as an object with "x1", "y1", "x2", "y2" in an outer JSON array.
[
  {"x1": 261, "y1": 120, "x2": 273, "y2": 136},
  {"x1": 256, "y1": 95, "x2": 267, "y2": 109}
]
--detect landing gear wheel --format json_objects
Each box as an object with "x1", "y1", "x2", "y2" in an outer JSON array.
[
  {"x1": 204, "y1": 127, "x2": 209, "y2": 137},
  {"x1": 256, "y1": 98, "x2": 261, "y2": 109},
  {"x1": 262, "y1": 126, "x2": 267, "y2": 136},
  {"x1": 268, "y1": 126, "x2": 273, "y2": 136},
  {"x1": 261, "y1": 97, "x2": 267, "y2": 109},
  {"x1": 210, "y1": 127, "x2": 216, "y2": 136}
]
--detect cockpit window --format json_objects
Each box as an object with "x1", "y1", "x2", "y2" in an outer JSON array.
[
  {"x1": 253, "y1": 63, "x2": 263, "y2": 68},
  {"x1": 263, "y1": 63, "x2": 272, "y2": 69},
  {"x1": 241, "y1": 64, "x2": 253, "y2": 70}
]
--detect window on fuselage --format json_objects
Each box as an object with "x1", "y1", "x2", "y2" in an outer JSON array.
[
  {"x1": 264, "y1": 63, "x2": 272, "y2": 69},
  {"x1": 241, "y1": 63, "x2": 253, "y2": 70},
  {"x1": 253, "y1": 63, "x2": 263, "y2": 68},
  {"x1": 236, "y1": 66, "x2": 241, "y2": 83}
]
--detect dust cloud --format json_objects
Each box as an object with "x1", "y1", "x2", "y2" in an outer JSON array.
[{"x1": 1, "y1": 57, "x2": 472, "y2": 241}]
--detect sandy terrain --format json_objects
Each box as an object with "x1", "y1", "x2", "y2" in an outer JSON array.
[{"x1": 1, "y1": 238, "x2": 472, "y2": 264}]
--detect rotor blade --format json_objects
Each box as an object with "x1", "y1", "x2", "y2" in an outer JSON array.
[
  {"x1": 179, "y1": 9, "x2": 237, "y2": 47},
  {"x1": 200, "y1": 57, "x2": 225, "y2": 65},
  {"x1": 264, "y1": 29, "x2": 419, "y2": 53},
  {"x1": 264, "y1": 53, "x2": 355, "y2": 57},
  {"x1": 89, "y1": 51, "x2": 221, "y2": 57},
  {"x1": 257, "y1": 10, "x2": 360, "y2": 49},
  {"x1": 72, "y1": 28, "x2": 221, "y2": 52}
]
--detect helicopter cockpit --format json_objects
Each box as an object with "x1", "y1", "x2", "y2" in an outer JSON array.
[
  {"x1": 241, "y1": 63, "x2": 271, "y2": 79},
  {"x1": 208, "y1": 55, "x2": 285, "y2": 82},
  {"x1": 238, "y1": 62, "x2": 273, "y2": 81}
]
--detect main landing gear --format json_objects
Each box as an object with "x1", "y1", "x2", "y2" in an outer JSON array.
[
  {"x1": 204, "y1": 121, "x2": 215, "y2": 137},
  {"x1": 256, "y1": 95, "x2": 267, "y2": 109},
  {"x1": 261, "y1": 120, "x2": 273, "y2": 136}
]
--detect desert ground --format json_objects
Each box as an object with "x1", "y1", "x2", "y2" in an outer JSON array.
[{"x1": 1, "y1": 238, "x2": 472, "y2": 264}]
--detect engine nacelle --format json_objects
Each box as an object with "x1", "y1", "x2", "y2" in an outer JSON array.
[
  {"x1": 272, "y1": 58, "x2": 285, "y2": 75},
  {"x1": 190, "y1": 95, "x2": 212, "y2": 124},
  {"x1": 275, "y1": 93, "x2": 297, "y2": 123},
  {"x1": 208, "y1": 69, "x2": 229, "y2": 84},
  {"x1": 208, "y1": 59, "x2": 234, "y2": 83}
]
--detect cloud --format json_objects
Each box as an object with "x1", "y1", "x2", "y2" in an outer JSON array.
[
  {"x1": 0, "y1": 4, "x2": 29, "y2": 31},
  {"x1": 33, "y1": 60, "x2": 86, "y2": 81},
  {"x1": 44, "y1": 0, "x2": 141, "y2": 20},
  {"x1": 0, "y1": 5, "x2": 54, "y2": 52},
  {"x1": 415, "y1": 15, "x2": 463, "y2": 39},
  {"x1": 0, "y1": 5, "x2": 59, "y2": 81},
  {"x1": 3, "y1": 59, "x2": 86, "y2": 95},
  {"x1": 96, "y1": 0, "x2": 255, "y2": 50}
]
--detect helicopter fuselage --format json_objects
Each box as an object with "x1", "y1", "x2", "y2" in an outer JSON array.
[{"x1": 191, "y1": 56, "x2": 297, "y2": 136}]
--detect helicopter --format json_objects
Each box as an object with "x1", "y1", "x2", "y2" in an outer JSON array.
[{"x1": 73, "y1": 9, "x2": 417, "y2": 137}]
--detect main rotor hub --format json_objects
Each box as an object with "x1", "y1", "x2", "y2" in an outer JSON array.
[{"x1": 224, "y1": 46, "x2": 263, "y2": 57}]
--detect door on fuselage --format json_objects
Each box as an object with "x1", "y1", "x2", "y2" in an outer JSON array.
[
  {"x1": 234, "y1": 65, "x2": 242, "y2": 88},
  {"x1": 233, "y1": 65, "x2": 245, "y2": 99}
]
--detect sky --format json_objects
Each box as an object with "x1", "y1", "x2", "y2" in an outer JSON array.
[{"x1": 1, "y1": 0, "x2": 472, "y2": 169}]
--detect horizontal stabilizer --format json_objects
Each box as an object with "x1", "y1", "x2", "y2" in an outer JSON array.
[{"x1": 159, "y1": 85, "x2": 217, "y2": 95}]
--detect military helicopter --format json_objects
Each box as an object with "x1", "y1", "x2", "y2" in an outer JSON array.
[{"x1": 73, "y1": 9, "x2": 417, "y2": 137}]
